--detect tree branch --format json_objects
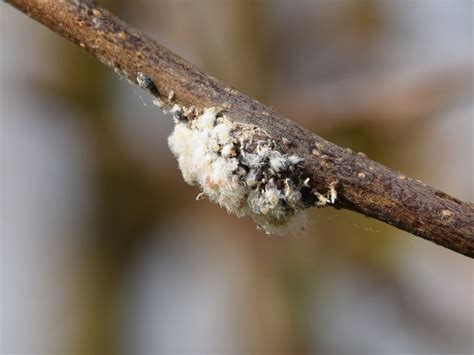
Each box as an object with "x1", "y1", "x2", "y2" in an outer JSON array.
[{"x1": 5, "y1": 0, "x2": 473, "y2": 257}]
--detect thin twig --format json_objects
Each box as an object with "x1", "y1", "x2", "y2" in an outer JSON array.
[{"x1": 5, "y1": 0, "x2": 474, "y2": 257}]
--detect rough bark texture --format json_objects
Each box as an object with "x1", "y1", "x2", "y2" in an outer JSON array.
[{"x1": 5, "y1": 0, "x2": 474, "y2": 257}]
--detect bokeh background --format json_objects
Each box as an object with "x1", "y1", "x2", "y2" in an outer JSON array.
[{"x1": 1, "y1": 0, "x2": 473, "y2": 354}]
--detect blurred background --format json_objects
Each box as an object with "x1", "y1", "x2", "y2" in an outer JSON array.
[{"x1": 1, "y1": 0, "x2": 473, "y2": 354}]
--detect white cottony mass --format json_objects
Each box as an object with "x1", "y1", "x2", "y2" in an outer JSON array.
[{"x1": 167, "y1": 107, "x2": 310, "y2": 234}]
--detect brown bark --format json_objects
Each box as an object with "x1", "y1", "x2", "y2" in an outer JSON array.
[{"x1": 5, "y1": 0, "x2": 474, "y2": 257}]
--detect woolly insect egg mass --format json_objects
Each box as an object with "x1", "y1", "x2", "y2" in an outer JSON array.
[{"x1": 167, "y1": 107, "x2": 310, "y2": 234}]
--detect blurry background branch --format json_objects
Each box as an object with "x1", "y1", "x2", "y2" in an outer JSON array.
[
  {"x1": 5, "y1": 0, "x2": 474, "y2": 258},
  {"x1": 277, "y1": 63, "x2": 472, "y2": 133}
]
